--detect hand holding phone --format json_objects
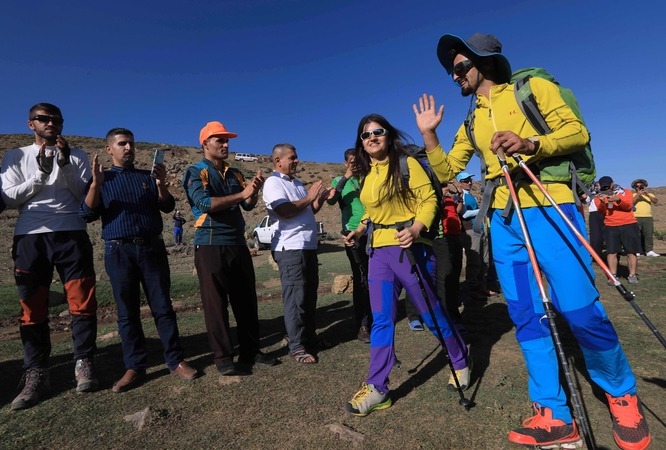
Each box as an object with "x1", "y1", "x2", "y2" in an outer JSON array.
[{"x1": 151, "y1": 150, "x2": 165, "y2": 176}]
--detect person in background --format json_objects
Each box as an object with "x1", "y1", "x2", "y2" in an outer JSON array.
[
  {"x1": 173, "y1": 210, "x2": 187, "y2": 245},
  {"x1": 595, "y1": 176, "x2": 641, "y2": 285},
  {"x1": 80, "y1": 128, "x2": 198, "y2": 393},
  {"x1": 586, "y1": 181, "x2": 605, "y2": 259},
  {"x1": 632, "y1": 178, "x2": 659, "y2": 257},
  {"x1": 1, "y1": 103, "x2": 98, "y2": 410},
  {"x1": 327, "y1": 148, "x2": 372, "y2": 343},
  {"x1": 457, "y1": 172, "x2": 488, "y2": 299},
  {"x1": 439, "y1": 180, "x2": 466, "y2": 331}
]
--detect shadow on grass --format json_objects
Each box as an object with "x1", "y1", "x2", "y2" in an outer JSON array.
[
  {"x1": 176, "y1": 298, "x2": 360, "y2": 369},
  {"x1": 317, "y1": 242, "x2": 345, "y2": 255},
  {"x1": 0, "y1": 335, "x2": 207, "y2": 410},
  {"x1": 391, "y1": 300, "x2": 515, "y2": 407}
]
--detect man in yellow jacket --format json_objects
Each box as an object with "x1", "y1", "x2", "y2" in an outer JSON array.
[
  {"x1": 632, "y1": 178, "x2": 660, "y2": 257},
  {"x1": 413, "y1": 33, "x2": 650, "y2": 450}
]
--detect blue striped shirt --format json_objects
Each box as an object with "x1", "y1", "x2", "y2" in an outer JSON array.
[{"x1": 79, "y1": 165, "x2": 175, "y2": 240}]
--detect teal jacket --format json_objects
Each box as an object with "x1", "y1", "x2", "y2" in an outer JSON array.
[{"x1": 182, "y1": 158, "x2": 254, "y2": 245}]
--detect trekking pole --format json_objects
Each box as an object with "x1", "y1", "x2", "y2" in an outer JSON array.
[
  {"x1": 510, "y1": 154, "x2": 666, "y2": 350},
  {"x1": 496, "y1": 148, "x2": 593, "y2": 449},
  {"x1": 397, "y1": 230, "x2": 473, "y2": 411}
]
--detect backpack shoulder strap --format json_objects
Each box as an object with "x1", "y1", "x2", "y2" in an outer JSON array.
[
  {"x1": 514, "y1": 76, "x2": 552, "y2": 135},
  {"x1": 399, "y1": 153, "x2": 410, "y2": 183},
  {"x1": 463, "y1": 106, "x2": 481, "y2": 157}
]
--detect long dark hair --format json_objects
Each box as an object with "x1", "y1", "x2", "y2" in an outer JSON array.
[{"x1": 354, "y1": 114, "x2": 414, "y2": 207}]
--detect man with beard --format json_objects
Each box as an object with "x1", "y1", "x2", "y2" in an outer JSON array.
[
  {"x1": 412, "y1": 33, "x2": 650, "y2": 450},
  {"x1": 1, "y1": 103, "x2": 99, "y2": 410},
  {"x1": 80, "y1": 128, "x2": 198, "y2": 392}
]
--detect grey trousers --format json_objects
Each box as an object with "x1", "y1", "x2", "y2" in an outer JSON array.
[{"x1": 274, "y1": 249, "x2": 319, "y2": 354}]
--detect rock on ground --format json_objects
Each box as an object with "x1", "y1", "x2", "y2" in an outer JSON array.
[{"x1": 332, "y1": 275, "x2": 353, "y2": 294}]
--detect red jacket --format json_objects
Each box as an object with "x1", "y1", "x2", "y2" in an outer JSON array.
[{"x1": 442, "y1": 197, "x2": 462, "y2": 235}]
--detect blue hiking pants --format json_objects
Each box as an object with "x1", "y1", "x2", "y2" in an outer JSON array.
[{"x1": 490, "y1": 204, "x2": 636, "y2": 423}]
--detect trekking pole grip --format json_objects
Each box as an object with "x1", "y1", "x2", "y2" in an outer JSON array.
[{"x1": 496, "y1": 147, "x2": 508, "y2": 166}]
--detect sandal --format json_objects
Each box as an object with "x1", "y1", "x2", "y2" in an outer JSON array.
[{"x1": 290, "y1": 350, "x2": 317, "y2": 364}]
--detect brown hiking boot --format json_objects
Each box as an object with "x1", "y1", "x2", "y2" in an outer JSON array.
[
  {"x1": 508, "y1": 403, "x2": 583, "y2": 449},
  {"x1": 606, "y1": 393, "x2": 651, "y2": 450},
  {"x1": 11, "y1": 368, "x2": 51, "y2": 411},
  {"x1": 75, "y1": 358, "x2": 99, "y2": 392}
]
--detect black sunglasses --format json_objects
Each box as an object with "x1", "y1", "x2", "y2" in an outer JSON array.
[
  {"x1": 360, "y1": 128, "x2": 387, "y2": 141},
  {"x1": 635, "y1": 185, "x2": 645, "y2": 189},
  {"x1": 31, "y1": 115, "x2": 64, "y2": 126},
  {"x1": 452, "y1": 60, "x2": 474, "y2": 77}
]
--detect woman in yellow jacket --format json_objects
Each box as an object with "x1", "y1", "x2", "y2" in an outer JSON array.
[{"x1": 343, "y1": 114, "x2": 470, "y2": 417}]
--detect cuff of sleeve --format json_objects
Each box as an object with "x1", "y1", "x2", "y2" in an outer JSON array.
[
  {"x1": 426, "y1": 144, "x2": 443, "y2": 154},
  {"x1": 34, "y1": 171, "x2": 49, "y2": 183},
  {"x1": 80, "y1": 201, "x2": 95, "y2": 216}
]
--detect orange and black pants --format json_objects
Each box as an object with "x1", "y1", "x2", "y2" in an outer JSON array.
[{"x1": 13, "y1": 231, "x2": 97, "y2": 369}]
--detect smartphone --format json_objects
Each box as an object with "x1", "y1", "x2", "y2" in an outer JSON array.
[{"x1": 151, "y1": 150, "x2": 165, "y2": 175}]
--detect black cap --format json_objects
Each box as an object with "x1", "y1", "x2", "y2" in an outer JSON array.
[{"x1": 598, "y1": 176, "x2": 613, "y2": 188}]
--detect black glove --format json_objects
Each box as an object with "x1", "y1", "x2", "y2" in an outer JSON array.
[
  {"x1": 57, "y1": 145, "x2": 71, "y2": 167},
  {"x1": 36, "y1": 151, "x2": 55, "y2": 174}
]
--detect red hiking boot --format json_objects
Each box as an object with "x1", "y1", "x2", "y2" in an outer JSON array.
[
  {"x1": 606, "y1": 393, "x2": 651, "y2": 450},
  {"x1": 508, "y1": 403, "x2": 583, "y2": 449}
]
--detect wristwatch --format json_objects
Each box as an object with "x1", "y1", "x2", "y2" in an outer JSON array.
[{"x1": 527, "y1": 137, "x2": 540, "y2": 154}]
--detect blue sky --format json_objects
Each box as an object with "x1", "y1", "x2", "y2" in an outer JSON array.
[{"x1": 1, "y1": 0, "x2": 664, "y2": 188}]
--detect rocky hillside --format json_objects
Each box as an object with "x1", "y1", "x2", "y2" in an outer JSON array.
[
  {"x1": 1, "y1": 134, "x2": 664, "y2": 281},
  {"x1": 0, "y1": 134, "x2": 347, "y2": 281}
]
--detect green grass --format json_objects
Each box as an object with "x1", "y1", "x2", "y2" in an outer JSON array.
[{"x1": 1, "y1": 249, "x2": 666, "y2": 449}]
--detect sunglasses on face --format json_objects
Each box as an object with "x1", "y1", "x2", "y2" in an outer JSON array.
[
  {"x1": 360, "y1": 128, "x2": 387, "y2": 141},
  {"x1": 636, "y1": 185, "x2": 645, "y2": 189},
  {"x1": 460, "y1": 179, "x2": 472, "y2": 183},
  {"x1": 31, "y1": 115, "x2": 64, "y2": 126},
  {"x1": 452, "y1": 59, "x2": 474, "y2": 77}
]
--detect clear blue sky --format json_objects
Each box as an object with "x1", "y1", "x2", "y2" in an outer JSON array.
[{"x1": 2, "y1": 0, "x2": 664, "y2": 188}]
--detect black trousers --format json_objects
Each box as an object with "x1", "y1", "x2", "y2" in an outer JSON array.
[
  {"x1": 588, "y1": 210, "x2": 605, "y2": 258},
  {"x1": 194, "y1": 245, "x2": 260, "y2": 364},
  {"x1": 343, "y1": 235, "x2": 372, "y2": 329},
  {"x1": 433, "y1": 234, "x2": 464, "y2": 322},
  {"x1": 14, "y1": 231, "x2": 97, "y2": 369}
]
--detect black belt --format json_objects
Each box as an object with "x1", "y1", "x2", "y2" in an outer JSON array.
[{"x1": 108, "y1": 235, "x2": 163, "y2": 246}]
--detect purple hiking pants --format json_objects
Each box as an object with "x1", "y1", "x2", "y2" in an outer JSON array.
[{"x1": 366, "y1": 244, "x2": 468, "y2": 393}]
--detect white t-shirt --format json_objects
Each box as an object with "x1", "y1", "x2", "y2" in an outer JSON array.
[
  {"x1": 1, "y1": 144, "x2": 91, "y2": 235},
  {"x1": 262, "y1": 171, "x2": 317, "y2": 250}
]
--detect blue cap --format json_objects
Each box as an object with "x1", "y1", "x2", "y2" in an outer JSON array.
[{"x1": 456, "y1": 172, "x2": 474, "y2": 182}]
